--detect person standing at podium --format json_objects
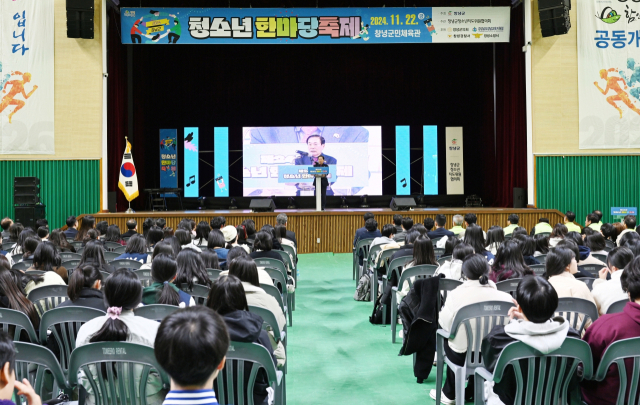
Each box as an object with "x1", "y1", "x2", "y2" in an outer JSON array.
[{"x1": 314, "y1": 155, "x2": 329, "y2": 211}]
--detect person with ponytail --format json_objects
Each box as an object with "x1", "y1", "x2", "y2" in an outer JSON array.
[
  {"x1": 141, "y1": 254, "x2": 194, "y2": 307},
  {"x1": 76, "y1": 269, "x2": 165, "y2": 405},
  {"x1": 432, "y1": 254, "x2": 513, "y2": 404},
  {"x1": 139, "y1": 242, "x2": 174, "y2": 270},
  {"x1": 57, "y1": 264, "x2": 106, "y2": 312}
]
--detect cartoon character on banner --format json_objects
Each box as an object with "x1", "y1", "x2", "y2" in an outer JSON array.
[
  {"x1": 161, "y1": 137, "x2": 176, "y2": 150},
  {"x1": 130, "y1": 10, "x2": 177, "y2": 44},
  {"x1": 353, "y1": 22, "x2": 370, "y2": 41},
  {"x1": 185, "y1": 132, "x2": 198, "y2": 152},
  {"x1": 170, "y1": 164, "x2": 177, "y2": 177},
  {"x1": 423, "y1": 16, "x2": 437, "y2": 36},
  {"x1": 215, "y1": 174, "x2": 227, "y2": 192}
]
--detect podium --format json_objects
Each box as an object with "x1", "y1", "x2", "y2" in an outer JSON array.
[{"x1": 307, "y1": 167, "x2": 329, "y2": 211}]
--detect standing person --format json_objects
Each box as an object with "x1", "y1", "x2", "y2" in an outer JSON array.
[
  {"x1": 312, "y1": 155, "x2": 329, "y2": 210},
  {"x1": 63, "y1": 216, "x2": 78, "y2": 240}
]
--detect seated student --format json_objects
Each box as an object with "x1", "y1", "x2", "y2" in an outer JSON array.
[
  {"x1": 140, "y1": 242, "x2": 174, "y2": 270},
  {"x1": 389, "y1": 229, "x2": 420, "y2": 264},
  {"x1": 427, "y1": 214, "x2": 455, "y2": 240},
  {"x1": 17, "y1": 234, "x2": 39, "y2": 260},
  {"x1": 121, "y1": 219, "x2": 138, "y2": 238},
  {"x1": 564, "y1": 232, "x2": 606, "y2": 267},
  {"x1": 95, "y1": 221, "x2": 108, "y2": 241},
  {"x1": 554, "y1": 239, "x2": 594, "y2": 279},
  {"x1": 353, "y1": 212, "x2": 375, "y2": 246},
  {"x1": 220, "y1": 247, "x2": 273, "y2": 286},
  {"x1": 585, "y1": 212, "x2": 602, "y2": 232},
  {"x1": 434, "y1": 242, "x2": 474, "y2": 281},
  {"x1": 514, "y1": 235, "x2": 541, "y2": 265},
  {"x1": 423, "y1": 217, "x2": 435, "y2": 233},
  {"x1": 235, "y1": 225, "x2": 252, "y2": 254},
  {"x1": 209, "y1": 216, "x2": 226, "y2": 230},
  {"x1": 81, "y1": 229, "x2": 103, "y2": 247},
  {"x1": 193, "y1": 221, "x2": 210, "y2": 246},
  {"x1": 443, "y1": 236, "x2": 461, "y2": 257},
  {"x1": 449, "y1": 215, "x2": 465, "y2": 236},
  {"x1": 0, "y1": 218, "x2": 12, "y2": 240},
  {"x1": 616, "y1": 214, "x2": 637, "y2": 246},
  {"x1": 76, "y1": 241, "x2": 115, "y2": 274},
  {"x1": 221, "y1": 225, "x2": 241, "y2": 253},
  {"x1": 582, "y1": 226, "x2": 595, "y2": 237},
  {"x1": 393, "y1": 217, "x2": 412, "y2": 242},
  {"x1": 564, "y1": 211, "x2": 582, "y2": 233},
  {"x1": 206, "y1": 275, "x2": 277, "y2": 405},
  {"x1": 27, "y1": 241, "x2": 68, "y2": 283},
  {"x1": 584, "y1": 233, "x2": 608, "y2": 256},
  {"x1": 549, "y1": 223, "x2": 568, "y2": 248},
  {"x1": 202, "y1": 249, "x2": 221, "y2": 270},
  {"x1": 242, "y1": 219, "x2": 257, "y2": 242},
  {"x1": 229, "y1": 257, "x2": 286, "y2": 367},
  {"x1": 370, "y1": 224, "x2": 396, "y2": 250},
  {"x1": 141, "y1": 218, "x2": 156, "y2": 238},
  {"x1": 0, "y1": 269, "x2": 41, "y2": 335},
  {"x1": 76, "y1": 269, "x2": 165, "y2": 405},
  {"x1": 142, "y1": 254, "x2": 195, "y2": 307},
  {"x1": 37, "y1": 226, "x2": 49, "y2": 241},
  {"x1": 104, "y1": 225, "x2": 126, "y2": 246},
  {"x1": 250, "y1": 231, "x2": 285, "y2": 263},
  {"x1": 155, "y1": 306, "x2": 229, "y2": 405},
  {"x1": 163, "y1": 227, "x2": 174, "y2": 238},
  {"x1": 592, "y1": 247, "x2": 634, "y2": 315},
  {"x1": 0, "y1": 234, "x2": 11, "y2": 266},
  {"x1": 395, "y1": 236, "x2": 440, "y2": 301},
  {"x1": 207, "y1": 229, "x2": 228, "y2": 261},
  {"x1": 113, "y1": 234, "x2": 148, "y2": 263},
  {"x1": 49, "y1": 229, "x2": 76, "y2": 253},
  {"x1": 75, "y1": 215, "x2": 96, "y2": 243},
  {"x1": 482, "y1": 276, "x2": 580, "y2": 405},
  {"x1": 460, "y1": 213, "x2": 487, "y2": 240},
  {"x1": 600, "y1": 222, "x2": 620, "y2": 246},
  {"x1": 619, "y1": 230, "x2": 640, "y2": 248},
  {"x1": 512, "y1": 227, "x2": 528, "y2": 238},
  {"x1": 464, "y1": 224, "x2": 494, "y2": 265},
  {"x1": 63, "y1": 216, "x2": 78, "y2": 241},
  {"x1": 392, "y1": 214, "x2": 404, "y2": 234},
  {"x1": 0, "y1": 330, "x2": 43, "y2": 405},
  {"x1": 356, "y1": 219, "x2": 383, "y2": 265},
  {"x1": 432, "y1": 254, "x2": 514, "y2": 404},
  {"x1": 530, "y1": 217, "x2": 553, "y2": 236},
  {"x1": 582, "y1": 256, "x2": 640, "y2": 405},
  {"x1": 623, "y1": 239, "x2": 640, "y2": 257},
  {"x1": 490, "y1": 240, "x2": 533, "y2": 282},
  {"x1": 57, "y1": 265, "x2": 106, "y2": 312},
  {"x1": 175, "y1": 249, "x2": 212, "y2": 289},
  {"x1": 275, "y1": 225, "x2": 296, "y2": 252},
  {"x1": 503, "y1": 214, "x2": 520, "y2": 236},
  {"x1": 260, "y1": 225, "x2": 283, "y2": 251},
  {"x1": 146, "y1": 226, "x2": 164, "y2": 253},
  {"x1": 175, "y1": 229, "x2": 201, "y2": 253},
  {"x1": 485, "y1": 226, "x2": 504, "y2": 256}
]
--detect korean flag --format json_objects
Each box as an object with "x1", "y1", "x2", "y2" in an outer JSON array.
[{"x1": 118, "y1": 138, "x2": 139, "y2": 201}]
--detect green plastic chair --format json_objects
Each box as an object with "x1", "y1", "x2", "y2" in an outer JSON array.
[
  {"x1": 100, "y1": 271, "x2": 111, "y2": 280},
  {"x1": 27, "y1": 285, "x2": 69, "y2": 316},
  {"x1": 0, "y1": 308, "x2": 38, "y2": 343},
  {"x1": 59, "y1": 252, "x2": 82, "y2": 261},
  {"x1": 110, "y1": 259, "x2": 143, "y2": 270},
  {"x1": 390, "y1": 264, "x2": 438, "y2": 343},
  {"x1": 593, "y1": 336, "x2": 640, "y2": 405},
  {"x1": 538, "y1": 232, "x2": 551, "y2": 238},
  {"x1": 536, "y1": 254, "x2": 547, "y2": 264},
  {"x1": 606, "y1": 298, "x2": 628, "y2": 315},
  {"x1": 14, "y1": 342, "x2": 71, "y2": 402},
  {"x1": 437, "y1": 278, "x2": 464, "y2": 310},
  {"x1": 437, "y1": 256, "x2": 452, "y2": 266},
  {"x1": 529, "y1": 264, "x2": 546, "y2": 276},
  {"x1": 353, "y1": 238, "x2": 375, "y2": 282},
  {"x1": 274, "y1": 250, "x2": 296, "y2": 311},
  {"x1": 39, "y1": 306, "x2": 106, "y2": 375},
  {"x1": 260, "y1": 283, "x2": 287, "y2": 325},
  {"x1": 216, "y1": 341, "x2": 283, "y2": 405},
  {"x1": 592, "y1": 253, "x2": 608, "y2": 263},
  {"x1": 555, "y1": 297, "x2": 598, "y2": 335},
  {"x1": 580, "y1": 264, "x2": 607, "y2": 277},
  {"x1": 365, "y1": 244, "x2": 383, "y2": 272},
  {"x1": 281, "y1": 245, "x2": 297, "y2": 306},
  {"x1": 12, "y1": 261, "x2": 32, "y2": 271},
  {"x1": 134, "y1": 304, "x2": 179, "y2": 322},
  {"x1": 495, "y1": 278, "x2": 522, "y2": 296},
  {"x1": 281, "y1": 244, "x2": 297, "y2": 269},
  {"x1": 368, "y1": 248, "x2": 400, "y2": 296},
  {"x1": 254, "y1": 258, "x2": 286, "y2": 277},
  {"x1": 25, "y1": 270, "x2": 45, "y2": 276},
  {"x1": 436, "y1": 300, "x2": 515, "y2": 405},
  {"x1": 263, "y1": 268, "x2": 292, "y2": 327},
  {"x1": 103, "y1": 251, "x2": 120, "y2": 262},
  {"x1": 70, "y1": 241, "x2": 84, "y2": 250},
  {"x1": 1, "y1": 242, "x2": 15, "y2": 251},
  {"x1": 133, "y1": 269, "x2": 153, "y2": 288},
  {"x1": 578, "y1": 277, "x2": 597, "y2": 291},
  {"x1": 179, "y1": 283, "x2": 210, "y2": 306},
  {"x1": 206, "y1": 268, "x2": 222, "y2": 281},
  {"x1": 434, "y1": 247, "x2": 446, "y2": 259},
  {"x1": 68, "y1": 341, "x2": 171, "y2": 405},
  {"x1": 103, "y1": 241, "x2": 123, "y2": 252},
  {"x1": 375, "y1": 255, "x2": 412, "y2": 307},
  {"x1": 605, "y1": 239, "x2": 615, "y2": 249},
  {"x1": 473, "y1": 338, "x2": 593, "y2": 405},
  {"x1": 113, "y1": 246, "x2": 126, "y2": 254},
  {"x1": 11, "y1": 253, "x2": 24, "y2": 263}
]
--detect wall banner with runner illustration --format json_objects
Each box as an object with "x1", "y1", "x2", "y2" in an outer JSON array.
[
  {"x1": 160, "y1": 129, "x2": 179, "y2": 191},
  {"x1": 578, "y1": 0, "x2": 640, "y2": 149},
  {"x1": 120, "y1": 7, "x2": 510, "y2": 45},
  {"x1": 0, "y1": 0, "x2": 54, "y2": 154}
]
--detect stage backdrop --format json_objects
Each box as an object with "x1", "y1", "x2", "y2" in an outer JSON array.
[
  {"x1": 0, "y1": 0, "x2": 54, "y2": 154},
  {"x1": 120, "y1": 7, "x2": 510, "y2": 45},
  {"x1": 578, "y1": 0, "x2": 640, "y2": 149}
]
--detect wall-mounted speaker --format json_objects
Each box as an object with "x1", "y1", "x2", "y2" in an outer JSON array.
[
  {"x1": 67, "y1": 0, "x2": 94, "y2": 39},
  {"x1": 539, "y1": 0, "x2": 571, "y2": 37}
]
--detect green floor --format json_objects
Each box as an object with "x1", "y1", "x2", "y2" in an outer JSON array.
[{"x1": 287, "y1": 253, "x2": 437, "y2": 404}]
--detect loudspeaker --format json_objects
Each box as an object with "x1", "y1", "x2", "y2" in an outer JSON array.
[
  {"x1": 66, "y1": 0, "x2": 94, "y2": 39},
  {"x1": 250, "y1": 199, "x2": 276, "y2": 213},
  {"x1": 513, "y1": 188, "x2": 527, "y2": 209},
  {"x1": 108, "y1": 192, "x2": 117, "y2": 213},
  {"x1": 390, "y1": 197, "x2": 416, "y2": 211},
  {"x1": 14, "y1": 195, "x2": 40, "y2": 205},
  {"x1": 14, "y1": 177, "x2": 39, "y2": 187},
  {"x1": 538, "y1": 0, "x2": 570, "y2": 37},
  {"x1": 14, "y1": 177, "x2": 40, "y2": 206},
  {"x1": 14, "y1": 205, "x2": 46, "y2": 230}
]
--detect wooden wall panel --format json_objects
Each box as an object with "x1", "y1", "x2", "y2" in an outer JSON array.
[{"x1": 83, "y1": 209, "x2": 566, "y2": 254}]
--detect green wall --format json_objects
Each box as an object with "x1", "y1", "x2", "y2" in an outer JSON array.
[
  {"x1": 0, "y1": 160, "x2": 101, "y2": 229},
  {"x1": 536, "y1": 156, "x2": 640, "y2": 225}
]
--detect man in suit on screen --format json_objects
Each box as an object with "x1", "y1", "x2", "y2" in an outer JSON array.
[
  {"x1": 293, "y1": 135, "x2": 336, "y2": 196},
  {"x1": 250, "y1": 126, "x2": 369, "y2": 144}
]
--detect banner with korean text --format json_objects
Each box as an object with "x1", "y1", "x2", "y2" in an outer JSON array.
[
  {"x1": 160, "y1": 129, "x2": 179, "y2": 191},
  {"x1": 578, "y1": 0, "x2": 640, "y2": 149},
  {"x1": 0, "y1": 0, "x2": 54, "y2": 154},
  {"x1": 121, "y1": 7, "x2": 510, "y2": 45},
  {"x1": 445, "y1": 127, "x2": 464, "y2": 195}
]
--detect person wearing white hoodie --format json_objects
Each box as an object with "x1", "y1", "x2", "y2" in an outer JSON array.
[
  {"x1": 481, "y1": 276, "x2": 580, "y2": 405},
  {"x1": 591, "y1": 247, "x2": 634, "y2": 315}
]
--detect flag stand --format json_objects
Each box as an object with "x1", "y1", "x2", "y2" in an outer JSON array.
[{"x1": 125, "y1": 201, "x2": 135, "y2": 214}]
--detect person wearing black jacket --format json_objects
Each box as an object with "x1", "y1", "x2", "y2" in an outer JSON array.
[
  {"x1": 250, "y1": 231, "x2": 285, "y2": 262},
  {"x1": 57, "y1": 264, "x2": 107, "y2": 312},
  {"x1": 121, "y1": 219, "x2": 138, "y2": 238},
  {"x1": 312, "y1": 155, "x2": 330, "y2": 210},
  {"x1": 390, "y1": 230, "x2": 421, "y2": 263}
]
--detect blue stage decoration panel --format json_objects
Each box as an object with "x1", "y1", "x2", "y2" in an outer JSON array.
[
  {"x1": 183, "y1": 127, "x2": 199, "y2": 198},
  {"x1": 395, "y1": 125, "x2": 411, "y2": 195},
  {"x1": 214, "y1": 127, "x2": 229, "y2": 197},
  {"x1": 423, "y1": 125, "x2": 438, "y2": 195}
]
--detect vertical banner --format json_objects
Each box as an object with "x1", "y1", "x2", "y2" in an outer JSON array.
[
  {"x1": 0, "y1": 0, "x2": 55, "y2": 154},
  {"x1": 183, "y1": 127, "x2": 199, "y2": 197},
  {"x1": 159, "y1": 129, "x2": 178, "y2": 190},
  {"x1": 578, "y1": 1, "x2": 640, "y2": 148},
  {"x1": 445, "y1": 127, "x2": 464, "y2": 195},
  {"x1": 214, "y1": 127, "x2": 229, "y2": 197},
  {"x1": 395, "y1": 126, "x2": 411, "y2": 195},
  {"x1": 423, "y1": 125, "x2": 438, "y2": 195}
]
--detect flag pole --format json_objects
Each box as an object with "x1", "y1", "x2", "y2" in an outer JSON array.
[{"x1": 124, "y1": 136, "x2": 135, "y2": 214}]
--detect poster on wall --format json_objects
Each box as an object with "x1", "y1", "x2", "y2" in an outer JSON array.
[
  {"x1": 159, "y1": 129, "x2": 178, "y2": 191},
  {"x1": 0, "y1": 0, "x2": 54, "y2": 154},
  {"x1": 120, "y1": 7, "x2": 510, "y2": 45},
  {"x1": 445, "y1": 127, "x2": 464, "y2": 195},
  {"x1": 578, "y1": 0, "x2": 640, "y2": 149}
]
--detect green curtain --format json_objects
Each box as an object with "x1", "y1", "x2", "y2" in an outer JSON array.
[
  {"x1": 0, "y1": 160, "x2": 101, "y2": 229},
  {"x1": 536, "y1": 156, "x2": 640, "y2": 225}
]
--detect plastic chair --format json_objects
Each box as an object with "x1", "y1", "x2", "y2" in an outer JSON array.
[
  {"x1": 110, "y1": 259, "x2": 143, "y2": 270},
  {"x1": 100, "y1": 271, "x2": 111, "y2": 280},
  {"x1": 437, "y1": 256, "x2": 452, "y2": 266},
  {"x1": 60, "y1": 259, "x2": 81, "y2": 270},
  {"x1": 103, "y1": 241, "x2": 123, "y2": 252},
  {"x1": 112, "y1": 246, "x2": 126, "y2": 254},
  {"x1": 529, "y1": 264, "x2": 546, "y2": 276},
  {"x1": 133, "y1": 269, "x2": 154, "y2": 288},
  {"x1": 70, "y1": 241, "x2": 84, "y2": 250},
  {"x1": 580, "y1": 264, "x2": 607, "y2": 277},
  {"x1": 260, "y1": 284, "x2": 287, "y2": 322},
  {"x1": 578, "y1": 277, "x2": 597, "y2": 291},
  {"x1": 437, "y1": 278, "x2": 464, "y2": 310},
  {"x1": 1, "y1": 242, "x2": 15, "y2": 251},
  {"x1": 0, "y1": 308, "x2": 38, "y2": 343},
  {"x1": 14, "y1": 342, "x2": 71, "y2": 402},
  {"x1": 39, "y1": 306, "x2": 106, "y2": 374},
  {"x1": 434, "y1": 248, "x2": 445, "y2": 259},
  {"x1": 59, "y1": 252, "x2": 82, "y2": 261},
  {"x1": 25, "y1": 270, "x2": 45, "y2": 276},
  {"x1": 606, "y1": 298, "x2": 628, "y2": 314},
  {"x1": 592, "y1": 337, "x2": 640, "y2": 405},
  {"x1": 103, "y1": 251, "x2": 120, "y2": 262},
  {"x1": 353, "y1": 238, "x2": 375, "y2": 282},
  {"x1": 378, "y1": 255, "x2": 414, "y2": 320},
  {"x1": 248, "y1": 305, "x2": 286, "y2": 347},
  {"x1": 216, "y1": 341, "x2": 283, "y2": 405},
  {"x1": 282, "y1": 244, "x2": 297, "y2": 267},
  {"x1": 254, "y1": 257, "x2": 286, "y2": 277},
  {"x1": 27, "y1": 285, "x2": 69, "y2": 316},
  {"x1": 605, "y1": 239, "x2": 615, "y2": 249},
  {"x1": 495, "y1": 278, "x2": 522, "y2": 296},
  {"x1": 76, "y1": 247, "x2": 84, "y2": 255},
  {"x1": 365, "y1": 244, "x2": 383, "y2": 273},
  {"x1": 390, "y1": 264, "x2": 438, "y2": 343},
  {"x1": 555, "y1": 297, "x2": 598, "y2": 334},
  {"x1": 68, "y1": 341, "x2": 171, "y2": 405},
  {"x1": 179, "y1": 283, "x2": 210, "y2": 305},
  {"x1": 11, "y1": 253, "x2": 24, "y2": 263},
  {"x1": 370, "y1": 248, "x2": 400, "y2": 294},
  {"x1": 473, "y1": 338, "x2": 593, "y2": 405},
  {"x1": 263, "y1": 268, "x2": 291, "y2": 327},
  {"x1": 12, "y1": 261, "x2": 32, "y2": 271},
  {"x1": 592, "y1": 253, "x2": 608, "y2": 263},
  {"x1": 274, "y1": 250, "x2": 296, "y2": 311},
  {"x1": 206, "y1": 268, "x2": 222, "y2": 281},
  {"x1": 134, "y1": 304, "x2": 179, "y2": 322},
  {"x1": 535, "y1": 254, "x2": 547, "y2": 264},
  {"x1": 435, "y1": 300, "x2": 515, "y2": 405}
]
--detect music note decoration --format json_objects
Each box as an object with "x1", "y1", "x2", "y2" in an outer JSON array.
[
  {"x1": 186, "y1": 175, "x2": 196, "y2": 187},
  {"x1": 401, "y1": 178, "x2": 407, "y2": 188}
]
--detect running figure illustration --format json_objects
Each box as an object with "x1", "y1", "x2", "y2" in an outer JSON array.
[
  {"x1": 594, "y1": 68, "x2": 640, "y2": 118},
  {"x1": 0, "y1": 71, "x2": 37, "y2": 123}
]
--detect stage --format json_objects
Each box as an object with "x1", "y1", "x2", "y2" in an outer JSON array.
[{"x1": 87, "y1": 208, "x2": 565, "y2": 254}]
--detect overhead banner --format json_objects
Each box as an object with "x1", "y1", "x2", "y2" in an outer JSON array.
[
  {"x1": 121, "y1": 7, "x2": 510, "y2": 45},
  {"x1": 160, "y1": 129, "x2": 178, "y2": 191},
  {"x1": 445, "y1": 127, "x2": 464, "y2": 195},
  {"x1": 0, "y1": 0, "x2": 54, "y2": 154},
  {"x1": 578, "y1": 0, "x2": 640, "y2": 149}
]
